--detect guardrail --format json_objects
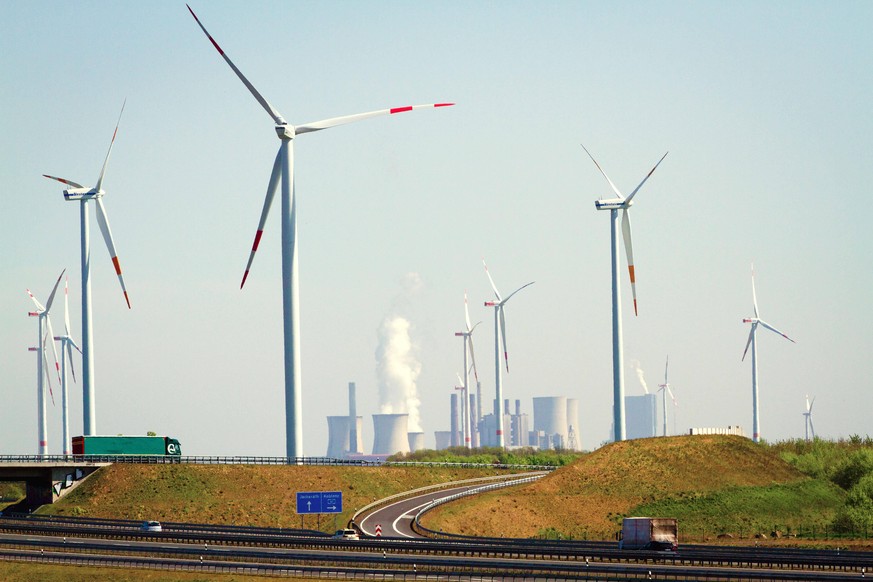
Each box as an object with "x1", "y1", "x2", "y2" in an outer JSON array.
[{"x1": 0, "y1": 455, "x2": 561, "y2": 470}]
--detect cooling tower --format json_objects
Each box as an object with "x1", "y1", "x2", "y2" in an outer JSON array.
[
  {"x1": 326, "y1": 416, "x2": 350, "y2": 458},
  {"x1": 533, "y1": 396, "x2": 568, "y2": 447},
  {"x1": 407, "y1": 431, "x2": 425, "y2": 452},
  {"x1": 450, "y1": 393, "x2": 459, "y2": 447},
  {"x1": 566, "y1": 398, "x2": 580, "y2": 450},
  {"x1": 372, "y1": 413, "x2": 410, "y2": 455},
  {"x1": 434, "y1": 430, "x2": 452, "y2": 450}
]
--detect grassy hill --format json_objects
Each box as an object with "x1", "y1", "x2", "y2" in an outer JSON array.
[
  {"x1": 42, "y1": 464, "x2": 510, "y2": 531},
  {"x1": 420, "y1": 435, "x2": 846, "y2": 539}
]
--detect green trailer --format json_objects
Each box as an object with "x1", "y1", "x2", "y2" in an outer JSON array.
[{"x1": 72, "y1": 435, "x2": 182, "y2": 456}]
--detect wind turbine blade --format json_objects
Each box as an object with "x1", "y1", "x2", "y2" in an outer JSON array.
[
  {"x1": 26, "y1": 289, "x2": 46, "y2": 313},
  {"x1": 751, "y1": 264, "x2": 759, "y2": 318},
  {"x1": 809, "y1": 396, "x2": 815, "y2": 412},
  {"x1": 44, "y1": 269, "x2": 66, "y2": 314},
  {"x1": 664, "y1": 355, "x2": 669, "y2": 384},
  {"x1": 667, "y1": 385, "x2": 677, "y2": 405},
  {"x1": 64, "y1": 276, "x2": 72, "y2": 337},
  {"x1": 464, "y1": 292, "x2": 473, "y2": 332},
  {"x1": 503, "y1": 281, "x2": 535, "y2": 304},
  {"x1": 580, "y1": 144, "x2": 623, "y2": 199},
  {"x1": 742, "y1": 325, "x2": 755, "y2": 361},
  {"x1": 67, "y1": 341, "x2": 77, "y2": 384},
  {"x1": 499, "y1": 305, "x2": 509, "y2": 372},
  {"x1": 467, "y1": 335, "x2": 479, "y2": 382},
  {"x1": 94, "y1": 99, "x2": 126, "y2": 192},
  {"x1": 456, "y1": 373, "x2": 464, "y2": 387},
  {"x1": 41, "y1": 342, "x2": 56, "y2": 406},
  {"x1": 241, "y1": 148, "x2": 282, "y2": 288},
  {"x1": 758, "y1": 319, "x2": 796, "y2": 343},
  {"x1": 809, "y1": 417, "x2": 815, "y2": 439},
  {"x1": 624, "y1": 151, "x2": 668, "y2": 205},
  {"x1": 42, "y1": 175, "x2": 84, "y2": 189},
  {"x1": 482, "y1": 258, "x2": 502, "y2": 301},
  {"x1": 44, "y1": 317, "x2": 62, "y2": 400},
  {"x1": 94, "y1": 199, "x2": 131, "y2": 308},
  {"x1": 187, "y1": 5, "x2": 287, "y2": 126},
  {"x1": 296, "y1": 103, "x2": 454, "y2": 135},
  {"x1": 621, "y1": 208, "x2": 638, "y2": 315}
]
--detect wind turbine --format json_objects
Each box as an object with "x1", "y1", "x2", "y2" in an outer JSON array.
[
  {"x1": 454, "y1": 293, "x2": 480, "y2": 449},
  {"x1": 583, "y1": 145, "x2": 668, "y2": 442},
  {"x1": 482, "y1": 259, "x2": 533, "y2": 448},
  {"x1": 27, "y1": 270, "x2": 65, "y2": 456},
  {"x1": 44, "y1": 102, "x2": 131, "y2": 437},
  {"x1": 803, "y1": 395, "x2": 816, "y2": 441},
  {"x1": 54, "y1": 276, "x2": 82, "y2": 456},
  {"x1": 187, "y1": 5, "x2": 453, "y2": 458},
  {"x1": 656, "y1": 356, "x2": 676, "y2": 437},
  {"x1": 742, "y1": 265, "x2": 796, "y2": 443}
]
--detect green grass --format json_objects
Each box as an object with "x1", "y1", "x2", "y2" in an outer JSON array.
[
  {"x1": 630, "y1": 479, "x2": 845, "y2": 538},
  {"x1": 389, "y1": 446, "x2": 586, "y2": 466}
]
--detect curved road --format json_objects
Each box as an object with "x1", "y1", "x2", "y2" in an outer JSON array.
[{"x1": 357, "y1": 483, "x2": 483, "y2": 538}]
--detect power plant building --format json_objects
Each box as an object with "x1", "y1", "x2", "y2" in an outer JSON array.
[
  {"x1": 325, "y1": 415, "x2": 364, "y2": 458},
  {"x1": 625, "y1": 394, "x2": 657, "y2": 439},
  {"x1": 372, "y1": 413, "x2": 410, "y2": 456}
]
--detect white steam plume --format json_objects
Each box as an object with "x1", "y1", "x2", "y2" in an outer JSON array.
[
  {"x1": 631, "y1": 359, "x2": 649, "y2": 394},
  {"x1": 375, "y1": 273, "x2": 423, "y2": 432}
]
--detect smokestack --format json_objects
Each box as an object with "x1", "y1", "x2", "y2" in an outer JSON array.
[
  {"x1": 450, "y1": 393, "x2": 459, "y2": 447},
  {"x1": 372, "y1": 413, "x2": 410, "y2": 455},
  {"x1": 348, "y1": 382, "x2": 358, "y2": 454},
  {"x1": 408, "y1": 432, "x2": 425, "y2": 452},
  {"x1": 515, "y1": 399, "x2": 521, "y2": 416},
  {"x1": 504, "y1": 399, "x2": 510, "y2": 415}
]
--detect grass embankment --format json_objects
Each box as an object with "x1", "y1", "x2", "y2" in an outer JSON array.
[
  {"x1": 420, "y1": 435, "x2": 845, "y2": 540},
  {"x1": 0, "y1": 563, "x2": 309, "y2": 582},
  {"x1": 40, "y1": 464, "x2": 509, "y2": 531}
]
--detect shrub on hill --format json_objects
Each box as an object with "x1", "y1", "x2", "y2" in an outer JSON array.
[{"x1": 388, "y1": 447, "x2": 583, "y2": 466}]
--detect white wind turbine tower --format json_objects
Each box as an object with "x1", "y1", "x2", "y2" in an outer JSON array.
[
  {"x1": 482, "y1": 259, "x2": 534, "y2": 448},
  {"x1": 54, "y1": 276, "x2": 82, "y2": 456},
  {"x1": 742, "y1": 265, "x2": 796, "y2": 443},
  {"x1": 188, "y1": 5, "x2": 453, "y2": 458},
  {"x1": 44, "y1": 102, "x2": 131, "y2": 437},
  {"x1": 26, "y1": 270, "x2": 65, "y2": 456},
  {"x1": 583, "y1": 145, "x2": 668, "y2": 442},
  {"x1": 803, "y1": 395, "x2": 816, "y2": 442},
  {"x1": 454, "y1": 293, "x2": 480, "y2": 449},
  {"x1": 656, "y1": 356, "x2": 676, "y2": 437}
]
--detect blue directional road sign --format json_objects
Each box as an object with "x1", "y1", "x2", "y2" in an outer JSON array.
[{"x1": 296, "y1": 491, "x2": 343, "y2": 515}]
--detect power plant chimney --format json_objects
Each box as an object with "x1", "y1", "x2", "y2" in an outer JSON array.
[
  {"x1": 515, "y1": 399, "x2": 521, "y2": 416},
  {"x1": 348, "y1": 382, "x2": 358, "y2": 454},
  {"x1": 504, "y1": 399, "x2": 510, "y2": 415},
  {"x1": 372, "y1": 413, "x2": 410, "y2": 456}
]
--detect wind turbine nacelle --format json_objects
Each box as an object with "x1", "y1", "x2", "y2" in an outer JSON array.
[
  {"x1": 63, "y1": 188, "x2": 99, "y2": 201},
  {"x1": 484, "y1": 301, "x2": 497, "y2": 307},
  {"x1": 275, "y1": 124, "x2": 294, "y2": 139},
  {"x1": 28, "y1": 311, "x2": 39, "y2": 317},
  {"x1": 743, "y1": 318, "x2": 755, "y2": 323},
  {"x1": 594, "y1": 198, "x2": 630, "y2": 210}
]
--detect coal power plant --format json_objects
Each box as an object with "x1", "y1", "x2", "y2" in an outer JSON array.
[{"x1": 372, "y1": 413, "x2": 410, "y2": 455}]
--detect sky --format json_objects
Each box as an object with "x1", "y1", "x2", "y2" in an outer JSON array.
[{"x1": 2, "y1": 0, "x2": 872, "y2": 457}]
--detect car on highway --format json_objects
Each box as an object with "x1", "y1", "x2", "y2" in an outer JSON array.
[
  {"x1": 332, "y1": 528, "x2": 359, "y2": 540},
  {"x1": 141, "y1": 520, "x2": 162, "y2": 532}
]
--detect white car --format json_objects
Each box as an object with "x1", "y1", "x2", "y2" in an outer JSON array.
[
  {"x1": 142, "y1": 521, "x2": 162, "y2": 532},
  {"x1": 332, "y1": 528, "x2": 359, "y2": 540}
]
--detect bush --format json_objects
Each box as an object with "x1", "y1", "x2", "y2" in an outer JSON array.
[{"x1": 832, "y1": 449, "x2": 873, "y2": 490}]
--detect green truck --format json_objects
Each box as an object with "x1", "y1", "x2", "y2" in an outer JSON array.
[{"x1": 72, "y1": 435, "x2": 182, "y2": 457}]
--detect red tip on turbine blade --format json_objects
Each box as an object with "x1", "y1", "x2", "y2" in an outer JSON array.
[
  {"x1": 633, "y1": 299, "x2": 638, "y2": 316},
  {"x1": 240, "y1": 270, "x2": 250, "y2": 289},
  {"x1": 187, "y1": 4, "x2": 225, "y2": 55},
  {"x1": 389, "y1": 106, "x2": 413, "y2": 114},
  {"x1": 252, "y1": 230, "x2": 264, "y2": 252},
  {"x1": 434, "y1": 103, "x2": 455, "y2": 107},
  {"x1": 123, "y1": 291, "x2": 131, "y2": 309}
]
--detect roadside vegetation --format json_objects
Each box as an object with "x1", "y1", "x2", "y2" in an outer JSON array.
[
  {"x1": 767, "y1": 436, "x2": 873, "y2": 534},
  {"x1": 388, "y1": 446, "x2": 584, "y2": 466},
  {"x1": 0, "y1": 482, "x2": 24, "y2": 510}
]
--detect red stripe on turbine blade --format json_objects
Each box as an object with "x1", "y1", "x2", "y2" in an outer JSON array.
[
  {"x1": 252, "y1": 230, "x2": 264, "y2": 251},
  {"x1": 209, "y1": 35, "x2": 224, "y2": 55},
  {"x1": 628, "y1": 265, "x2": 636, "y2": 283},
  {"x1": 390, "y1": 106, "x2": 413, "y2": 114},
  {"x1": 112, "y1": 256, "x2": 123, "y2": 275},
  {"x1": 434, "y1": 103, "x2": 455, "y2": 107}
]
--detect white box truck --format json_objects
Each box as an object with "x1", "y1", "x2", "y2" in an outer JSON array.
[{"x1": 619, "y1": 517, "x2": 678, "y2": 551}]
